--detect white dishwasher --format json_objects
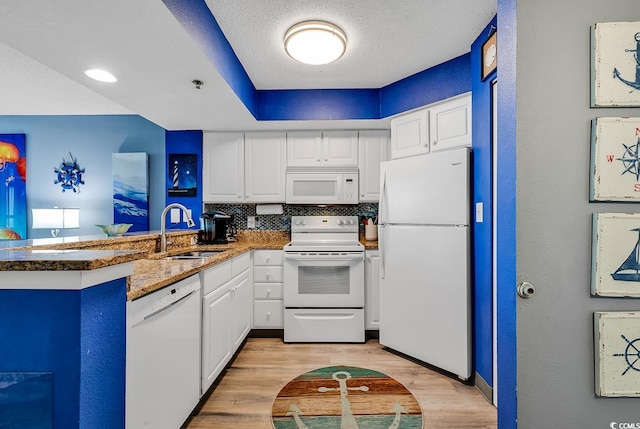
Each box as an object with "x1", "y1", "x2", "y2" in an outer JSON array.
[{"x1": 126, "y1": 274, "x2": 201, "y2": 429}]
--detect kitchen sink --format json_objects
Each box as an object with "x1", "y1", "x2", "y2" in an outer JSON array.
[{"x1": 164, "y1": 250, "x2": 225, "y2": 260}]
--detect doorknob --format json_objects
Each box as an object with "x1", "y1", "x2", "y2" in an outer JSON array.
[{"x1": 517, "y1": 281, "x2": 536, "y2": 299}]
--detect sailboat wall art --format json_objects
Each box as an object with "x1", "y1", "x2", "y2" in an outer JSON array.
[
  {"x1": 590, "y1": 117, "x2": 640, "y2": 202},
  {"x1": 591, "y1": 22, "x2": 640, "y2": 107},
  {"x1": 592, "y1": 213, "x2": 640, "y2": 297}
]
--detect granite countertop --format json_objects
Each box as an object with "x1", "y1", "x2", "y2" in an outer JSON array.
[
  {"x1": 0, "y1": 248, "x2": 146, "y2": 271},
  {"x1": 127, "y1": 235, "x2": 290, "y2": 300}
]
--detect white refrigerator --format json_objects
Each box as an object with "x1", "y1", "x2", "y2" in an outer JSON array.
[{"x1": 378, "y1": 148, "x2": 471, "y2": 380}]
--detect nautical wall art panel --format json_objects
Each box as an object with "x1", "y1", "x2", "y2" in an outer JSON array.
[
  {"x1": 167, "y1": 153, "x2": 197, "y2": 197},
  {"x1": 0, "y1": 134, "x2": 26, "y2": 240},
  {"x1": 113, "y1": 153, "x2": 149, "y2": 232},
  {"x1": 590, "y1": 117, "x2": 640, "y2": 202},
  {"x1": 594, "y1": 311, "x2": 640, "y2": 397},
  {"x1": 591, "y1": 22, "x2": 640, "y2": 107},
  {"x1": 592, "y1": 213, "x2": 640, "y2": 297}
]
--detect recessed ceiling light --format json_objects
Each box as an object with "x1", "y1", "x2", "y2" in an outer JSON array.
[
  {"x1": 284, "y1": 21, "x2": 346, "y2": 65},
  {"x1": 84, "y1": 69, "x2": 117, "y2": 83}
]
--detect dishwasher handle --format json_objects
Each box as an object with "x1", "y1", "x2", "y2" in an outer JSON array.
[{"x1": 143, "y1": 290, "x2": 196, "y2": 321}]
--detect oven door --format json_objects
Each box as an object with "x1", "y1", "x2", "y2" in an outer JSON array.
[{"x1": 283, "y1": 251, "x2": 364, "y2": 307}]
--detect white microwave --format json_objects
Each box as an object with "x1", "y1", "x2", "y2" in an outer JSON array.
[{"x1": 285, "y1": 167, "x2": 359, "y2": 204}]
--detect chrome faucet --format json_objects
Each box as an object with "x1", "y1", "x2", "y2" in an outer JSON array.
[{"x1": 160, "y1": 203, "x2": 196, "y2": 253}]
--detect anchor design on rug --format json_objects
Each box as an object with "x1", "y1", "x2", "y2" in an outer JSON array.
[
  {"x1": 613, "y1": 32, "x2": 640, "y2": 91},
  {"x1": 287, "y1": 370, "x2": 407, "y2": 429}
]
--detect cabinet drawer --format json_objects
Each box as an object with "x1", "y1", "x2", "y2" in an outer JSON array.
[
  {"x1": 231, "y1": 252, "x2": 251, "y2": 277},
  {"x1": 253, "y1": 250, "x2": 283, "y2": 266},
  {"x1": 253, "y1": 266, "x2": 284, "y2": 283},
  {"x1": 253, "y1": 300, "x2": 284, "y2": 328},
  {"x1": 254, "y1": 283, "x2": 283, "y2": 299},
  {"x1": 201, "y1": 259, "x2": 232, "y2": 296}
]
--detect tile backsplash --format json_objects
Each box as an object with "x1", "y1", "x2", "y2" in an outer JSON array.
[{"x1": 203, "y1": 203, "x2": 378, "y2": 232}]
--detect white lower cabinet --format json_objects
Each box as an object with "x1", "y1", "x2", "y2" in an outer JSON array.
[
  {"x1": 365, "y1": 250, "x2": 380, "y2": 330},
  {"x1": 252, "y1": 250, "x2": 284, "y2": 328},
  {"x1": 201, "y1": 253, "x2": 251, "y2": 394}
]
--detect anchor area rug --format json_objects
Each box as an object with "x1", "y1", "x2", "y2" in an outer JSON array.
[{"x1": 271, "y1": 365, "x2": 423, "y2": 429}]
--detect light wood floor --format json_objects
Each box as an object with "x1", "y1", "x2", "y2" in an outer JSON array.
[{"x1": 185, "y1": 337, "x2": 496, "y2": 429}]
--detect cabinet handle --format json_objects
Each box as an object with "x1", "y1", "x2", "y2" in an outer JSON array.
[
  {"x1": 266, "y1": 288, "x2": 271, "y2": 296},
  {"x1": 266, "y1": 272, "x2": 270, "y2": 279},
  {"x1": 265, "y1": 257, "x2": 270, "y2": 263},
  {"x1": 266, "y1": 312, "x2": 271, "y2": 319}
]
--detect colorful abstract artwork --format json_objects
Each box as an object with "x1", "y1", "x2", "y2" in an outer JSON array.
[
  {"x1": 167, "y1": 153, "x2": 197, "y2": 197},
  {"x1": 272, "y1": 366, "x2": 422, "y2": 429},
  {"x1": 592, "y1": 22, "x2": 640, "y2": 107},
  {"x1": 592, "y1": 213, "x2": 640, "y2": 297},
  {"x1": 112, "y1": 153, "x2": 149, "y2": 232},
  {"x1": 0, "y1": 134, "x2": 26, "y2": 240},
  {"x1": 594, "y1": 312, "x2": 640, "y2": 397},
  {"x1": 590, "y1": 117, "x2": 640, "y2": 202}
]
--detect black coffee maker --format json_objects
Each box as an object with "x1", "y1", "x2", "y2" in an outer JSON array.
[{"x1": 198, "y1": 211, "x2": 232, "y2": 244}]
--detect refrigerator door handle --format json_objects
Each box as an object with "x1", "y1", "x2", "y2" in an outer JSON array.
[
  {"x1": 379, "y1": 170, "x2": 387, "y2": 224},
  {"x1": 379, "y1": 223, "x2": 386, "y2": 279}
]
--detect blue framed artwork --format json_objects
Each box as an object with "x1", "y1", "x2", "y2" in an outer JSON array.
[
  {"x1": 167, "y1": 153, "x2": 197, "y2": 197},
  {"x1": 112, "y1": 153, "x2": 149, "y2": 231},
  {"x1": 0, "y1": 134, "x2": 26, "y2": 240}
]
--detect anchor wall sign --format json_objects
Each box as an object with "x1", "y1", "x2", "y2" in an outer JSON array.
[
  {"x1": 592, "y1": 21, "x2": 640, "y2": 107},
  {"x1": 592, "y1": 213, "x2": 640, "y2": 298},
  {"x1": 590, "y1": 117, "x2": 640, "y2": 202},
  {"x1": 594, "y1": 312, "x2": 640, "y2": 397}
]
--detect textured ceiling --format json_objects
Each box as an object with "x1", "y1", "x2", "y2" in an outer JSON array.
[
  {"x1": 206, "y1": 0, "x2": 497, "y2": 89},
  {"x1": 0, "y1": 0, "x2": 496, "y2": 131}
]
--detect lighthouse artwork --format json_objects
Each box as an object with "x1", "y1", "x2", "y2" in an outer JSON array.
[{"x1": 167, "y1": 153, "x2": 197, "y2": 197}]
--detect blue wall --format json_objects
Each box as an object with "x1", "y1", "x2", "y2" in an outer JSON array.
[
  {"x1": 471, "y1": 17, "x2": 498, "y2": 391},
  {"x1": 0, "y1": 279, "x2": 127, "y2": 429},
  {"x1": 0, "y1": 115, "x2": 166, "y2": 238}
]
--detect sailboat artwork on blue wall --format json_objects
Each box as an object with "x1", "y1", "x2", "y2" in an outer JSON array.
[
  {"x1": 0, "y1": 134, "x2": 26, "y2": 240},
  {"x1": 112, "y1": 153, "x2": 149, "y2": 232}
]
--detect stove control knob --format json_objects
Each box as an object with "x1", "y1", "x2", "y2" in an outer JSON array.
[
  {"x1": 348, "y1": 219, "x2": 354, "y2": 225},
  {"x1": 337, "y1": 219, "x2": 344, "y2": 225}
]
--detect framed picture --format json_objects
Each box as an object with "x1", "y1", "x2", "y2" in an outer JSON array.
[
  {"x1": 113, "y1": 153, "x2": 149, "y2": 232},
  {"x1": 0, "y1": 134, "x2": 26, "y2": 240},
  {"x1": 594, "y1": 311, "x2": 640, "y2": 397},
  {"x1": 591, "y1": 22, "x2": 640, "y2": 107},
  {"x1": 482, "y1": 31, "x2": 497, "y2": 80},
  {"x1": 167, "y1": 154, "x2": 197, "y2": 197},
  {"x1": 590, "y1": 117, "x2": 640, "y2": 202},
  {"x1": 592, "y1": 212, "x2": 640, "y2": 297}
]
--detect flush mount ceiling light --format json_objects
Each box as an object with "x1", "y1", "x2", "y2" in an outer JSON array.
[
  {"x1": 84, "y1": 69, "x2": 117, "y2": 83},
  {"x1": 284, "y1": 20, "x2": 347, "y2": 65}
]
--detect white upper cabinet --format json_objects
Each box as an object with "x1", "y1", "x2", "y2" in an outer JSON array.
[
  {"x1": 358, "y1": 130, "x2": 389, "y2": 202},
  {"x1": 321, "y1": 131, "x2": 358, "y2": 166},
  {"x1": 429, "y1": 93, "x2": 471, "y2": 152},
  {"x1": 390, "y1": 93, "x2": 472, "y2": 159},
  {"x1": 244, "y1": 132, "x2": 287, "y2": 203},
  {"x1": 390, "y1": 108, "x2": 429, "y2": 159},
  {"x1": 203, "y1": 132, "x2": 245, "y2": 203},
  {"x1": 287, "y1": 131, "x2": 358, "y2": 167}
]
